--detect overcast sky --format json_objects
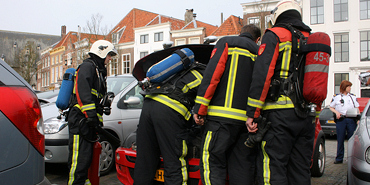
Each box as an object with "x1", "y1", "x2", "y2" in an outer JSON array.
[{"x1": 1, "y1": 0, "x2": 255, "y2": 36}]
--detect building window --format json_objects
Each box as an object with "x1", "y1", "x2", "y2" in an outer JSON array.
[
  {"x1": 361, "y1": 31, "x2": 370, "y2": 61},
  {"x1": 334, "y1": 73, "x2": 349, "y2": 94},
  {"x1": 334, "y1": 0, "x2": 348, "y2": 22},
  {"x1": 189, "y1": 37, "x2": 200, "y2": 44},
  {"x1": 122, "y1": 54, "x2": 130, "y2": 74},
  {"x1": 334, "y1": 33, "x2": 349, "y2": 62},
  {"x1": 112, "y1": 27, "x2": 125, "y2": 44},
  {"x1": 248, "y1": 16, "x2": 261, "y2": 27},
  {"x1": 154, "y1": 32, "x2": 163, "y2": 42},
  {"x1": 140, "y1": 52, "x2": 148, "y2": 59},
  {"x1": 360, "y1": 0, "x2": 370, "y2": 19},
  {"x1": 175, "y1": 39, "x2": 186, "y2": 46},
  {"x1": 110, "y1": 58, "x2": 118, "y2": 75},
  {"x1": 140, "y1": 34, "x2": 149, "y2": 44},
  {"x1": 311, "y1": 0, "x2": 324, "y2": 24}
]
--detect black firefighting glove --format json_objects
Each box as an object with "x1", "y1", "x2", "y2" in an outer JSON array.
[
  {"x1": 86, "y1": 117, "x2": 101, "y2": 129},
  {"x1": 245, "y1": 116, "x2": 271, "y2": 148}
]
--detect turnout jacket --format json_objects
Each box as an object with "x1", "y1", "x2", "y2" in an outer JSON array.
[
  {"x1": 246, "y1": 23, "x2": 310, "y2": 119},
  {"x1": 70, "y1": 58, "x2": 107, "y2": 122},
  {"x1": 146, "y1": 65, "x2": 204, "y2": 121},
  {"x1": 193, "y1": 32, "x2": 259, "y2": 124}
]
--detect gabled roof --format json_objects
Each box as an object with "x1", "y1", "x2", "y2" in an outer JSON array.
[
  {"x1": 53, "y1": 31, "x2": 104, "y2": 49},
  {"x1": 182, "y1": 20, "x2": 218, "y2": 36},
  {"x1": 210, "y1": 15, "x2": 243, "y2": 36}
]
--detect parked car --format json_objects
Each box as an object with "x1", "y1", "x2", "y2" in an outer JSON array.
[
  {"x1": 44, "y1": 74, "x2": 143, "y2": 176},
  {"x1": 37, "y1": 89, "x2": 60, "y2": 121},
  {"x1": 115, "y1": 44, "x2": 327, "y2": 184},
  {"x1": 0, "y1": 59, "x2": 50, "y2": 184},
  {"x1": 319, "y1": 98, "x2": 370, "y2": 136},
  {"x1": 347, "y1": 99, "x2": 370, "y2": 185}
]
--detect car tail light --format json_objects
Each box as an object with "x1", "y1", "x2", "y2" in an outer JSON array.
[{"x1": 0, "y1": 86, "x2": 45, "y2": 155}]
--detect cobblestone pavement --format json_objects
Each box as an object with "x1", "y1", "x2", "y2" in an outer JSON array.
[{"x1": 46, "y1": 137, "x2": 347, "y2": 185}]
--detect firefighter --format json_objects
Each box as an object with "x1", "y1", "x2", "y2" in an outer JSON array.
[
  {"x1": 67, "y1": 40, "x2": 117, "y2": 185},
  {"x1": 330, "y1": 80, "x2": 359, "y2": 164},
  {"x1": 193, "y1": 24, "x2": 261, "y2": 185},
  {"x1": 245, "y1": 0, "x2": 315, "y2": 184},
  {"x1": 133, "y1": 54, "x2": 205, "y2": 185}
]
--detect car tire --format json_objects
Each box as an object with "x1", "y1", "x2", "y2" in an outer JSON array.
[
  {"x1": 311, "y1": 137, "x2": 326, "y2": 177},
  {"x1": 99, "y1": 134, "x2": 117, "y2": 176}
]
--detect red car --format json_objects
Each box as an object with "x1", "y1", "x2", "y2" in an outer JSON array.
[{"x1": 115, "y1": 44, "x2": 326, "y2": 184}]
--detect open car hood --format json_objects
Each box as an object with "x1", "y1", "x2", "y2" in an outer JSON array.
[{"x1": 132, "y1": 44, "x2": 214, "y2": 81}]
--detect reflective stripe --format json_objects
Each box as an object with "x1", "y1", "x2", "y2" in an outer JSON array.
[
  {"x1": 97, "y1": 113, "x2": 103, "y2": 122},
  {"x1": 305, "y1": 64, "x2": 329, "y2": 73},
  {"x1": 81, "y1": 103, "x2": 96, "y2": 112},
  {"x1": 146, "y1": 94, "x2": 191, "y2": 120},
  {"x1": 279, "y1": 41, "x2": 292, "y2": 78},
  {"x1": 261, "y1": 141, "x2": 271, "y2": 185},
  {"x1": 225, "y1": 49, "x2": 238, "y2": 108},
  {"x1": 195, "y1": 96, "x2": 210, "y2": 106},
  {"x1": 180, "y1": 140, "x2": 188, "y2": 184},
  {"x1": 248, "y1": 97, "x2": 264, "y2": 109},
  {"x1": 262, "y1": 96, "x2": 294, "y2": 110},
  {"x1": 202, "y1": 131, "x2": 212, "y2": 185},
  {"x1": 68, "y1": 135, "x2": 80, "y2": 185},
  {"x1": 182, "y1": 70, "x2": 203, "y2": 93},
  {"x1": 208, "y1": 105, "x2": 248, "y2": 121},
  {"x1": 228, "y1": 47, "x2": 257, "y2": 61},
  {"x1": 91, "y1": 89, "x2": 98, "y2": 97},
  {"x1": 85, "y1": 179, "x2": 92, "y2": 185}
]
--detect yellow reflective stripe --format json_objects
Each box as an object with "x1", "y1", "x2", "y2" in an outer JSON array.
[
  {"x1": 195, "y1": 96, "x2": 210, "y2": 106},
  {"x1": 248, "y1": 97, "x2": 264, "y2": 109},
  {"x1": 68, "y1": 135, "x2": 79, "y2": 185},
  {"x1": 180, "y1": 140, "x2": 188, "y2": 184},
  {"x1": 85, "y1": 179, "x2": 91, "y2": 185},
  {"x1": 81, "y1": 103, "x2": 96, "y2": 112},
  {"x1": 261, "y1": 141, "x2": 271, "y2": 185},
  {"x1": 225, "y1": 50, "x2": 238, "y2": 108},
  {"x1": 279, "y1": 41, "x2": 292, "y2": 78},
  {"x1": 97, "y1": 113, "x2": 103, "y2": 122},
  {"x1": 208, "y1": 106, "x2": 248, "y2": 121},
  {"x1": 262, "y1": 96, "x2": 294, "y2": 110},
  {"x1": 228, "y1": 47, "x2": 257, "y2": 61},
  {"x1": 182, "y1": 70, "x2": 203, "y2": 93},
  {"x1": 202, "y1": 131, "x2": 212, "y2": 185},
  {"x1": 74, "y1": 104, "x2": 81, "y2": 110},
  {"x1": 91, "y1": 88, "x2": 98, "y2": 97},
  {"x1": 146, "y1": 94, "x2": 191, "y2": 120}
]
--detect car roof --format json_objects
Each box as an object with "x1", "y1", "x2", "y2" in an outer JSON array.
[{"x1": 0, "y1": 59, "x2": 34, "y2": 91}]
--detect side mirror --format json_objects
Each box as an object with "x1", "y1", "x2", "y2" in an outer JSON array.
[
  {"x1": 346, "y1": 108, "x2": 360, "y2": 118},
  {"x1": 203, "y1": 36, "x2": 218, "y2": 45},
  {"x1": 123, "y1": 96, "x2": 141, "y2": 105}
]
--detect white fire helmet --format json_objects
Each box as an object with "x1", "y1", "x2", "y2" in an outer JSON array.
[
  {"x1": 270, "y1": 0, "x2": 302, "y2": 26},
  {"x1": 88, "y1": 40, "x2": 118, "y2": 59}
]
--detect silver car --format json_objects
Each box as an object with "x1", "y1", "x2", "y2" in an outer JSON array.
[
  {"x1": 347, "y1": 100, "x2": 370, "y2": 185},
  {"x1": 44, "y1": 74, "x2": 143, "y2": 176}
]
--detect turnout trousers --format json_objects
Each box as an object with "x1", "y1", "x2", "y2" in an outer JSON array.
[
  {"x1": 335, "y1": 117, "x2": 357, "y2": 162},
  {"x1": 199, "y1": 120, "x2": 257, "y2": 185},
  {"x1": 255, "y1": 109, "x2": 315, "y2": 185},
  {"x1": 67, "y1": 117, "x2": 95, "y2": 185},
  {"x1": 134, "y1": 99, "x2": 190, "y2": 185}
]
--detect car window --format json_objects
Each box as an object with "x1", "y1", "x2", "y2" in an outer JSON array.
[
  {"x1": 123, "y1": 85, "x2": 144, "y2": 109},
  {"x1": 319, "y1": 108, "x2": 334, "y2": 120},
  {"x1": 107, "y1": 76, "x2": 135, "y2": 96}
]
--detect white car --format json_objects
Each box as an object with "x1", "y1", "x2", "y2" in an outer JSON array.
[
  {"x1": 347, "y1": 100, "x2": 370, "y2": 185},
  {"x1": 43, "y1": 74, "x2": 143, "y2": 176}
]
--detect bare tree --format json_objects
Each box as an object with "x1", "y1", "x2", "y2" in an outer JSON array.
[
  {"x1": 14, "y1": 41, "x2": 40, "y2": 84},
  {"x1": 83, "y1": 13, "x2": 110, "y2": 40}
]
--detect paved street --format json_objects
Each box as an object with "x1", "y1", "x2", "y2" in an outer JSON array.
[{"x1": 46, "y1": 136, "x2": 347, "y2": 185}]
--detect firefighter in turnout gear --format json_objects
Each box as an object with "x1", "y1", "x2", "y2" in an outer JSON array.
[
  {"x1": 67, "y1": 40, "x2": 117, "y2": 185},
  {"x1": 245, "y1": 1, "x2": 315, "y2": 184},
  {"x1": 133, "y1": 53, "x2": 205, "y2": 185},
  {"x1": 193, "y1": 24, "x2": 261, "y2": 185}
]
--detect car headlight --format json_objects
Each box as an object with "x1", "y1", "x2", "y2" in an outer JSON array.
[
  {"x1": 366, "y1": 147, "x2": 370, "y2": 164},
  {"x1": 44, "y1": 119, "x2": 67, "y2": 134}
]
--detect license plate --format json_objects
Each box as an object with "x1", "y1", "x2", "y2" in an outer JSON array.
[
  {"x1": 327, "y1": 120, "x2": 335, "y2": 123},
  {"x1": 154, "y1": 169, "x2": 164, "y2": 182}
]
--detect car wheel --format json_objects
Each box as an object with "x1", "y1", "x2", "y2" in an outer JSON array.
[
  {"x1": 311, "y1": 137, "x2": 326, "y2": 177},
  {"x1": 99, "y1": 134, "x2": 117, "y2": 176}
]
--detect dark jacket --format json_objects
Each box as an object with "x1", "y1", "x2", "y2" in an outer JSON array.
[{"x1": 193, "y1": 32, "x2": 259, "y2": 124}]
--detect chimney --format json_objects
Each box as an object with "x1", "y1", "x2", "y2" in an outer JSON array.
[
  {"x1": 221, "y1": 13, "x2": 224, "y2": 25},
  {"x1": 61, "y1": 25, "x2": 66, "y2": 37},
  {"x1": 185, "y1": 9, "x2": 194, "y2": 25}
]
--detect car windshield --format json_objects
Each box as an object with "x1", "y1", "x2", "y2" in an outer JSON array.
[
  {"x1": 36, "y1": 89, "x2": 60, "y2": 100},
  {"x1": 107, "y1": 76, "x2": 135, "y2": 95}
]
